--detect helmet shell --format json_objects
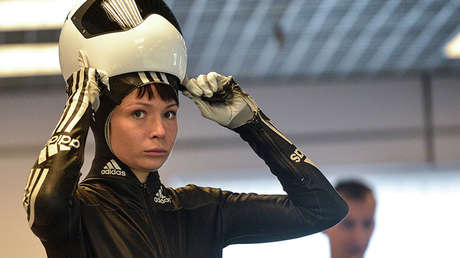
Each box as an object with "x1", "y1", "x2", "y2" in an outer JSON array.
[{"x1": 58, "y1": 0, "x2": 187, "y2": 82}]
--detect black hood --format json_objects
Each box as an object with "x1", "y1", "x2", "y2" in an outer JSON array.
[{"x1": 86, "y1": 72, "x2": 179, "y2": 181}]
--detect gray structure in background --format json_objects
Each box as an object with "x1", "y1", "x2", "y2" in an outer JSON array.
[
  {"x1": 0, "y1": 0, "x2": 460, "y2": 87},
  {"x1": 1, "y1": 1, "x2": 460, "y2": 257}
]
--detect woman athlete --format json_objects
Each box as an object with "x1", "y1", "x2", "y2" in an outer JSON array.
[{"x1": 23, "y1": 0, "x2": 348, "y2": 257}]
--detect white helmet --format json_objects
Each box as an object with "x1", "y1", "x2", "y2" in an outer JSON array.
[{"x1": 59, "y1": 0, "x2": 187, "y2": 83}]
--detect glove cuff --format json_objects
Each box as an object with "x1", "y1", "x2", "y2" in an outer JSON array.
[
  {"x1": 226, "y1": 104, "x2": 254, "y2": 129},
  {"x1": 226, "y1": 91, "x2": 260, "y2": 129}
]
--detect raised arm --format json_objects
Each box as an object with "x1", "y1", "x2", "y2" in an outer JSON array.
[
  {"x1": 220, "y1": 111, "x2": 348, "y2": 245},
  {"x1": 182, "y1": 72, "x2": 348, "y2": 246},
  {"x1": 23, "y1": 66, "x2": 103, "y2": 241}
]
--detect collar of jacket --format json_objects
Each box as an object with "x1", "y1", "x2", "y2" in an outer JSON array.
[{"x1": 82, "y1": 156, "x2": 182, "y2": 211}]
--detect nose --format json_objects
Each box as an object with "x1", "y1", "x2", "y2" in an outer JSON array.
[
  {"x1": 148, "y1": 116, "x2": 166, "y2": 138},
  {"x1": 350, "y1": 226, "x2": 368, "y2": 248}
]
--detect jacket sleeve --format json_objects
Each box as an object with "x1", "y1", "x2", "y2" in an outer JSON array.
[
  {"x1": 221, "y1": 111, "x2": 349, "y2": 246},
  {"x1": 22, "y1": 70, "x2": 94, "y2": 241}
]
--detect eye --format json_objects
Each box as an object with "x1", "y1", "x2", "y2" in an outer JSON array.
[
  {"x1": 132, "y1": 110, "x2": 146, "y2": 119},
  {"x1": 164, "y1": 111, "x2": 177, "y2": 119},
  {"x1": 342, "y1": 220, "x2": 355, "y2": 230},
  {"x1": 363, "y1": 219, "x2": 374, "y2": 230}
]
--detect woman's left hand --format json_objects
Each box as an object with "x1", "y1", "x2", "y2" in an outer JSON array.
[{"x1": 182, "y1": 72, "x2": 260, "y2": 129}]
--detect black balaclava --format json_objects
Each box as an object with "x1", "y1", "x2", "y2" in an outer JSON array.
[
  {"x1": 68, "y1": 0, "x2": 183, "y2": 181},
  {"x1": 89, "y1": 72, "x2": 180, "y2": 172}
]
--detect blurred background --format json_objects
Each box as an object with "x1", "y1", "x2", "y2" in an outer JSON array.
[{"x1": 1, "y1": 0, "x2": 459, "y2": 257}]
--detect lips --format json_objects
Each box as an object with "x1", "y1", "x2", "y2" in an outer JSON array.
[{"x1": 144, "y1": 148, "x2": 167, "y2": 156}]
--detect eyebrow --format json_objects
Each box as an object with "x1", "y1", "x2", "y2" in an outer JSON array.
[
  {"x1": 126, "y1": 102, "x2": 178, "y2": 108},
  {"x1": 165, "y1": 103, "x2": 178, "y2": 108}
]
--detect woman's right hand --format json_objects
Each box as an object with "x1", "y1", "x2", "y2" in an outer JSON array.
[{"x1": 65, "y1": 50, "x2": 109, "y2": 112}]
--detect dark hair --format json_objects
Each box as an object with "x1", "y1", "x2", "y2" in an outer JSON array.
[
  {"x1": 335, "y1": 179, "x2": 373, "y2": 201},
  {"x1": 137, "y1": 83, "x2": 178, "y2": 104}
]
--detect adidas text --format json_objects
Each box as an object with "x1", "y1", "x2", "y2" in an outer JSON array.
[
  {"x1": 38, "y1": 134, "x2": 81, "y2": 164},
  {"x1": 101, "y1": 169, "x2": 126, "y2": 176},
  {"x1": 47, "y1": 134, "x2": 80, "y2": 148}
]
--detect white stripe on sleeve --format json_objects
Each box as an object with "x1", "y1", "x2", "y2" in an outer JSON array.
[
  {"x1": 23, "y1": 168, "x2": 41, "y2": 212},
  {"x1": 56, "y1": 78, "x2": 84, "y2": 133},
  {"x1": 28, "y1": 168, "x2": 49, "y2": 227},
  {"x1": 64, "y1": 73, "x2": 90, "y2": 132}
]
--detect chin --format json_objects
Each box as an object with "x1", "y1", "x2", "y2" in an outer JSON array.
[
  {"x1": 138, "y1": 165, "x2": 161, "y2": 172},
  {"x1": 127, "y1": 162, "x2": 162, "y2": 174},
  {"x1": 122, "y1": 160, "x2": 158, "y2": 172},
  {"x1": 142, "y1": 161, "x2": 166, "y2": 172}
]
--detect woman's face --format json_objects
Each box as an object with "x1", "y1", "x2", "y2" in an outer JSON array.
[{"x1": 110, "y1": 85, "x2": 178, "y2": 174}]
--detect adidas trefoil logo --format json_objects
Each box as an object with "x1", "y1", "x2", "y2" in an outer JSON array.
[
  {"x1": 154, "y1": 186, "x2": 171, "y2": 204},
  {"x1": 101, "y1": 159, "x2": 126, "y2": 176}
]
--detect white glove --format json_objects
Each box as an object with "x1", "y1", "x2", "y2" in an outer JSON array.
[
  {"x1": 66, "y1": 50, "x2": 109, "y2": 112},
  {"x1": 183, "y1": 72, "x2": 259, "y2": 129}
]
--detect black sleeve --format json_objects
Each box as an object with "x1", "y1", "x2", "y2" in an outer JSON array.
[
  {"x1": 22, "y1": 70, "x2": 94, "y2": 241},
  {"x1": 220, "y1": 111, "x2": 349, "y2": 246}
]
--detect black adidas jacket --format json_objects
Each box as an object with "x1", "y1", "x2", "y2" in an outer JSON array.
[{"x1": 23, "y1": 77, "x2": 348, "y2": 257}]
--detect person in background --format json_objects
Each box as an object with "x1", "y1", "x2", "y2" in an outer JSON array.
[{"x1": 324, "y1": 179, "x2": 376, "y2": 258}]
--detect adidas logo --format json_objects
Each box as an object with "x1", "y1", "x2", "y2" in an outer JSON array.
[
  {"x1": 154, "y1": 186, "x2": 171, "y2": 204},
  {"x1": 101, "y1": 159, "x2": 126, "y2": 176}
]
